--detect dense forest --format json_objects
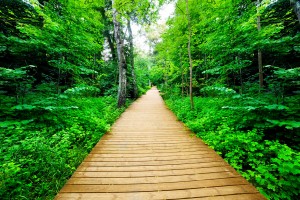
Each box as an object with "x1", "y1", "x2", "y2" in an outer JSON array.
[{"x1": 0, "y1": 0, "x2": 299, "y2": 199}]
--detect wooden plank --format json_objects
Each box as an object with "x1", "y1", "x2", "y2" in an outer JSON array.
[
  {"x1": 79, "y1": 158, "x2": 227, "y2": 167},
  {"x1": 67, "y1": 171, "x2": 239, "y2": 185},
  {"x1": 61, "y1": 178, "x2": 248, "y2": 193},
  {"x1": 55, "y1": 185, "x2": 260, "y2": 200},
  {"x1": 86, "y1": 152, "x2": 217, "y2": 159},
  {"x1": 90, "y1": 148, "x2": 210, "y2": 152},
  {"x1": 98, "y1": 141, "x2": 201, "y2": 145},
  {"x1": 92, "y1": 143, "x2": 206, "y2": 148},
  {"x1": 72, "y1": 166, "x2": 235, "y2": 178},
  {"x1": 108, "y1": 130, "x2": 191, "y2": 133},
  {"x1": 111, "y1": 128, "x2": 188, "y2": 131},
  {"x1": 193, "y1": 194, "x2": 265, "y2": 200},
  {"x1": 102, "y1": 137, "x2": 196, "y2": 141},
  {"x1": 92, "y1": 144, "x2": 208, "y2": 150},
  {"x1": 84, "y1": 158, "x2": 222, "y2": 166},
  {"x1": 89, "y1": 150, "x2": 213, "y2": 155},
  {"x1": 84, "y1": 156, "x2": 222, "y2": 163},
  {"x1": 100, "y1": 138, "x2": 196, "y2": 142},
  {"x1": 103, "y1": 133, "x2": 193, "y2": 136},
  {"x1": 87, "y1": 151, "x2": 215, "y2": 158},
  {"x1": 78, "y1": 161, "x2": 229, "y2": 171},
  {"x1": 90, "y1": 148, "x2": 214, "y2": 154}
]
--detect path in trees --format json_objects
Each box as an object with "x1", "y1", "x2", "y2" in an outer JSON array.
[{"x1": 55, "y1": 87, "x2": 265, "y2": 200}]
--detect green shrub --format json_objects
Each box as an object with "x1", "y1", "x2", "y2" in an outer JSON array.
[
  {"x1": 0, "y1": 96, "x2": 126, "y2": 199},
  {"x1": 165, "y1": 95, "x2": 300, "y2": 200}
]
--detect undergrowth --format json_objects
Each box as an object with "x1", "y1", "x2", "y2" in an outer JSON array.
[
  {"x1": 0, "y1": 95, "x2": 127, "y2": 199},
  {"x1": 164, "y1": 94, "x2": 300, "y2": 200}
]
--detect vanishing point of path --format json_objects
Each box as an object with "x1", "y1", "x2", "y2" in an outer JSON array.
[{"x1": 55, "y1": 87, "x2": 266, "y2": 200}]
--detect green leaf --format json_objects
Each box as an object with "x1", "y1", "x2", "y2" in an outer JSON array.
[{"x1": 12, "y1": 104, "x2": 36, "y2": 110}]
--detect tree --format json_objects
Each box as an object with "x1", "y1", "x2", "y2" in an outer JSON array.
[
  {"x1": 98, "y1": 2, "x2": 117, "y2": 61},
  {"x1": 111, "y1": 0, "x2": 165, "y2": 105},
  {"x1": 185, "y1": 0, "x2": 194, "y2": 109},
  {"x1": 127, "y1": 18, "x2": 138, "y2": 99},
  {"x1": 112, "y1": 0, "x2": 127, "y2": 107},
  {"x1": 257, "y1": 0, "x2": 263, "y2": 89},
  {"x1": 291, "y1": 0, "x2": 300, "y2": 22}
]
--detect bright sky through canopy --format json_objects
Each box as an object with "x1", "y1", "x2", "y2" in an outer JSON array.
[{"x1": 132, "y1": 2, "x2": 175, "y2": 54}]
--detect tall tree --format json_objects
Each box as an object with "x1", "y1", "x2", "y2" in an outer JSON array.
[
  {"x1": 257, "y1": 0, "x2": 263, "y2": 89},
  {"x1": 112, "y1": 0, "x2": 127, "y2": 107},
  {"x1": 127, "y1": 18, "x2": 138, "y2": 99},
  {"x1": 124, "y1": 0, "x2": 164, "y2": 98},
  {"x1": 110, "y1": 0, "x2": 164, "y2": 104},
  {"x1": 185, "y1": 0, "x2": 194, "y2": 109},
  {"x1": 99, "y1": 3, "x2": 116, "y2": 61}
]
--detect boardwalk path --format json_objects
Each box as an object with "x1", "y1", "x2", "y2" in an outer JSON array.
[{"x1": 55, "y1": 88, "x2": 265, "y2": 200}]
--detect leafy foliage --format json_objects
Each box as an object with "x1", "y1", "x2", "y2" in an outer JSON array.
[
  {"x1": 164, "y1": 95, "x2": 300, "y2": 200},
  {"x1": 1, "y1": 0, "x2": 299, "y2": 199},
  {"x1": 0, "y1": 95, "x2": 126, "y2": 199},
  {"x1": 154, "y1": 0, "x2": 300, "y2": 95},
  {"x1": 154, "y1": 1, "x2": 300, "y2": 198}
]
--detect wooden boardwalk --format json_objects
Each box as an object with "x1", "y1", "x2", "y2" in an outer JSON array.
[{"x1": 55, "y1": 88, "x2": 265, "y2": 200}]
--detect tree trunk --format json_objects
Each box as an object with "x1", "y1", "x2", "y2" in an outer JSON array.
[
  {"x1": 236, "y1": 56, "x2": 243, "y2": 94},
  {"x1": 291, "y1": 0, "x2": 300, "y2": 22},
  {"x1": 258, "y1": 49, "x2": 263, "y2": 88},
  {"x1": 127, "y1": 18, "x2": 138, "y2": 99},
  {"x1": 257, "y1": 0, "x2": 263, "y2": 89},
  {"x1": 185, "y1": 73, "x2": 188, "y2": 96},
  {"x1": 295, "y1": 2, "x2": 300, "y2": 22},
  {"x1": 185, "y1": 0, "x2": 194, "y2": 110},
  {"x1": 99, "y1": 7, "x2": 117, "y2": 61},
  {"x1": 106, "y1": 32, "x2": 117, "y2": 61},
  {"x1": 112, "y1": 0, "x2": 127, "y2": 107},
  {"x1": 205, "y1": 53, "x2": 208, "y2": 81},
  {"x1": 179, "y1": 51, "x2": 184, "y2": 96},
  {"x1": 93, "y1": 53, "x2": 96, "y2": 79}
]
